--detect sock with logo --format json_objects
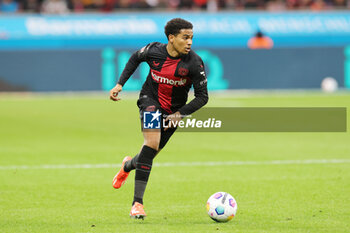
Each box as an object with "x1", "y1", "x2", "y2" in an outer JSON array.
[
  {"x1": 133, "y1": 145, "x2": 157, "y2": 205},
  {"x1": 123, "y1": 154, "x2": 139, "y2": 172}
]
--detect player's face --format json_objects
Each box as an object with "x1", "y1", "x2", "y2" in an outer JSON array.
[{"x1": 171, "y1": 29, "x2": 193, "y2": 55}]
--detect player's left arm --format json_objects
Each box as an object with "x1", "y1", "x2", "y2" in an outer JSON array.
[
  {"x1": 164, "y1": 57, "x2": 208, "y2": 130},
  {"x1": 178, "y1": 58, "x2": 209, "y2": 116}
]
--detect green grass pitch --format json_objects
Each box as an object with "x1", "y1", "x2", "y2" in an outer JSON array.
[{"x1": 0, "y1": 91, "x2": 349, "y2": 233}]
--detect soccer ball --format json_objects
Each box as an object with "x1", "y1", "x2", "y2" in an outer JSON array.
[
  {"x1": 206, "y1": 192, "x2": 237, "y2": 222},
  {"x1": 321, "y1": 77, "x2": 338, "y2": 93}
]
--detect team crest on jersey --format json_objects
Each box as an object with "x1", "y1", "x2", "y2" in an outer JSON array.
[{"x1": 178, "y1": 67, "x2": 189, "y2": 77}]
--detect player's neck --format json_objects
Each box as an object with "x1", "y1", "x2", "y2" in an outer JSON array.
[{"x1": 166, "y1": 44, "x2": 180, "y2": 58}]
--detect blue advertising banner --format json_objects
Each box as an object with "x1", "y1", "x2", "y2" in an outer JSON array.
[
  {"x1": 1, "y1": 12, "x2": 350, "y2": 49},
  {"x1": 0, "y1": 47, "x2": 344, "y2": 92}
]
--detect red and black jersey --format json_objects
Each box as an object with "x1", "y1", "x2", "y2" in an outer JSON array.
[{"x1": 117, "y1": 42, "x2": 209, "y2": 115}]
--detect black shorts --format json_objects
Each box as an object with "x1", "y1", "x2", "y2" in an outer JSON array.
[{"x1": 137, "y1": 96, "x2": 177, "y2": 150}]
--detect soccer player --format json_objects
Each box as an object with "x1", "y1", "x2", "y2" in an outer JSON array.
[{"x1": 109, "y1": 18, "x2": 208, "y2": 219}]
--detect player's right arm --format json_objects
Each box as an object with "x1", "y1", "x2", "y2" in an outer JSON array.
[
  {"x1": 109, "y1": 43, "x2": 154, "y2": 101},
  {"x1": 109, "y1": 83, "x2": 123, "y2": 101}
]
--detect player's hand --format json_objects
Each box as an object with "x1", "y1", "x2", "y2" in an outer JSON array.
[
  {"x1": 164, "y1": 111, "x2": 182, "y2": 131},
  {"x1": 110, "y1": 84, "x2": 123, "y2": 101}
]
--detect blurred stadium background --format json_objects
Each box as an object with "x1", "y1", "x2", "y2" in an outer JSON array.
[
  {"x1": 0, "y1": 7, "x2": 350, "y2": 92},
  {"x1": 1, "y1": 4, "x2": 350, "y2": 233}
]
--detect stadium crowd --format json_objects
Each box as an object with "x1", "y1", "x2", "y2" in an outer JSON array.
[{"x1": 0, "y1": 0, "x2": 349, "y2": 14}]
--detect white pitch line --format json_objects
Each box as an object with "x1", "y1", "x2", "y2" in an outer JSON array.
[{"x1": 0, "y1": 159, "x2": 349, "y2": 170}]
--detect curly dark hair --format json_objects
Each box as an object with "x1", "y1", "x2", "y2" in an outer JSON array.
[{"x1": 164, "y1": 18, "x2": 193, "y2": 40}]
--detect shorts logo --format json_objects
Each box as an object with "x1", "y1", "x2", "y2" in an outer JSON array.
[{"x1": 144, "y1": 110, "x2": 161, "y2": 129}]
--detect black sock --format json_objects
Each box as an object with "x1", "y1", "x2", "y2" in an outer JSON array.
[
  {"x1": 133, "y1": 145, "x2": 157, "y2": 205},
  {"x1": 124, "y1": 154, "x2": 139, "y2": 172}
]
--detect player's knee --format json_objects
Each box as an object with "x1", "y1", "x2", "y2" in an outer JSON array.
[{"x1": 144, "y1": 139, "x2": 160, "y2": 151}]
